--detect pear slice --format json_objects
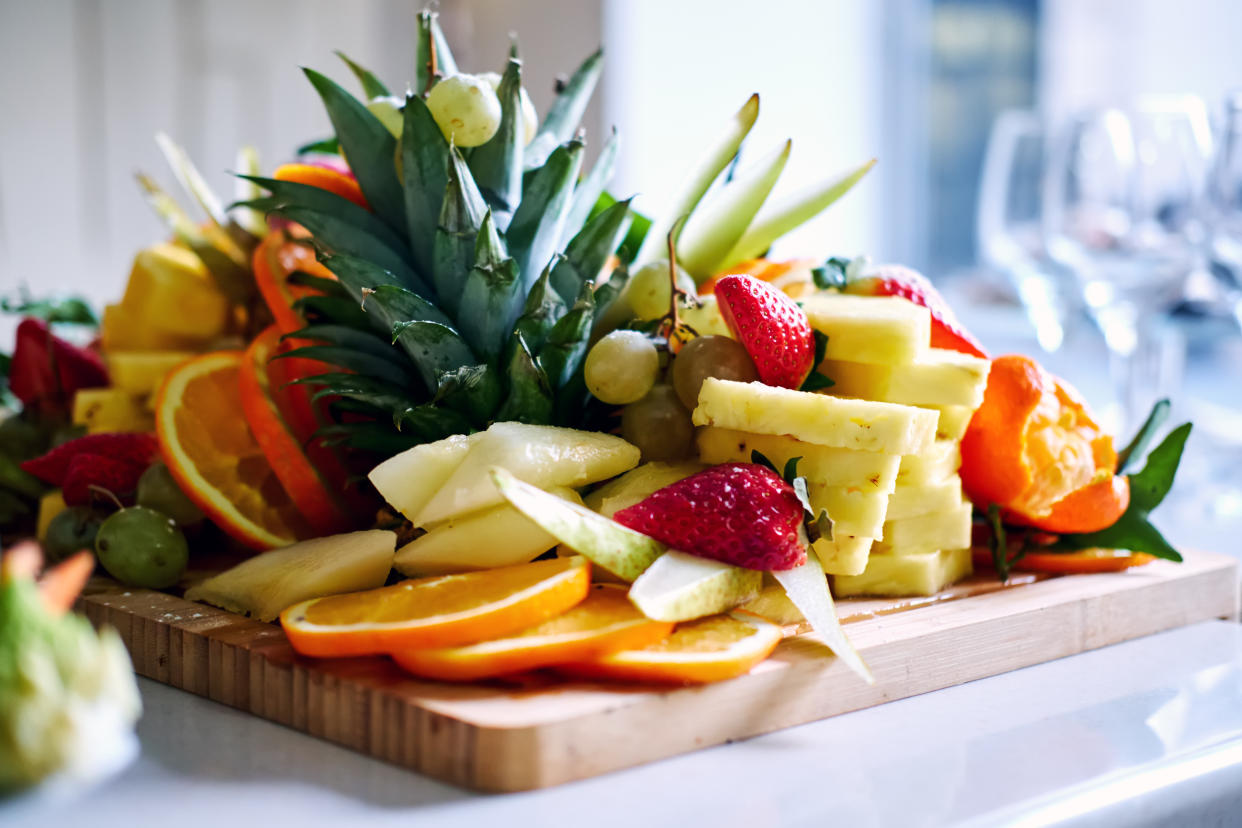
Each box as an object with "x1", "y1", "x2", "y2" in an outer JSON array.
[
  {"x1": 491, "y1": 467, "x2": 663, "y2": 582},
  {"x1": 628, "y1": 551, "x2": 762, "y2": 622},
  {"x1": 772, "y1": 550, "x2": 873, "y2": 684},
  {"x1": 368, "y1": 432, "x2": 482, "y2": 522},
  {"x1": 582, "y1": 460, "x2": 706, "y2": 517}
]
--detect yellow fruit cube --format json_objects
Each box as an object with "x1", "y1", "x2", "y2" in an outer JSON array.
[
  {"x1": 819, "y1": 349, "x2": 991, "y2": 409},
  {"x1": 931, "y1": 405, "x2": 975, "y2": 441},
  {"x1": 37, "y1": 490, "x2": 67, "y2": 541},
  {"x1": 693, "y1": 379, "x2": 938, "y2": 455},
  {"x1": 122, "y1": 243, "x2": 231, "y2": 342},
  {"x1": 696, "y1": 427, "x2": 900, "y2": 492},
  {"x1": 813, "y1": 534, "x2": 875, "y2": 576},
  {"x1": 72, "y1": 388, "x2": 154, "y2": 433},
  {"x1": 801, "y1": 294, "x2": 931, "y2": 365},
  {"x1": 106, "y1": 351, "x2": 196, "y2": 395},
  {"x1": 101, "y1": 303, "x2": 204, "y2": 353},
  {"x1": 808, "y1": 484, "x2": 890, "y2": 539},
  {"x1": 896, "y1": 440, "x2": 960, "y2": 487},
  {"x1": 873, "y1": 500, "x2": 973, "y2": 555},
  {"x1": 886, "y1": 476, "x2": 964, "y2": 521},
  {"x1": 833, "y1": 548, "x2": 973, "y2": 597}
]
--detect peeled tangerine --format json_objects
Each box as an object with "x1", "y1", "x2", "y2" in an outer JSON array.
[{"x1": 185, "y1": 530, "x2": 396, "y2": 622}]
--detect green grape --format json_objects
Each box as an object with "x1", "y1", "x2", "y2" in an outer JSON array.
[
  {"x1": 95, "y1": 506, "x2": 189, "y2": 589},
  {"x1": 479, "y1": 72, "x2": 538, "y2": 145},
  {"x1": 585, "y1": 331, "x2": 660, "y2": 405},
  {"x1": 43, "y1": 507, "x2": 106, "y2": 564},
  {"x1": 0, "y1": 415, "x2": 47, "y2": 462},
  {"x1": 367, "y1": 95, "x2": 405, "y2": 139},
  {"x1": 624, "y1": 260, "x2": 697, "y2": 321},
  {"x1": 137, "y1": 462, "x2": 205, "y2": 527},
  {"x1": 671, "y1": 335, "x2": 759, "y2": 410},
  {"x1": 426, "y1": 74, "x2": 502, "y2": 147},
  {"x1": 621, "y1": 385, "x2": 695, "y2": 462}
]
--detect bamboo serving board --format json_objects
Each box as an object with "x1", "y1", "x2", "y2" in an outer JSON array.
[{"x1": 76, "y1": 550, "x2": 1239, "y2": 792}]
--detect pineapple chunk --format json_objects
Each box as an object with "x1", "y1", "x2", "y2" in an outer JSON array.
[
  {"x1": 185, "y1": 530, "x2": 396, "y2": 621},
  {"x1": 886, "y1": 476, "x2": 964, "y2": 521},
  {"x1": 808, "y1": 484, "x2": 890, "y2": 539},
  {"x1": 368, "y1": 432, "x2": 483, "y2": 523},
  {"x1": 801, "y1": 294, "x2": 931, "y2": 365},
  {"x1": 583, "y1": 461, "x2": 705, "y2": 517},
  {"x1": 833, "y1": 548, "x2": 973, "y2": 597},
  {"x1": 72, "y1": 388, "x2": 153, "y2": 433},
  {"x1": 873, "y1": 500, "x2": 973, "y2": 555},
  {"x1": 36, "y1": 490, "x2": 67, "y2": 542},
  {"x1": 696, "y1": 427, "x2": 900, "y2": 492},
  {"x1": 394, "y1": 487, "x2": 582, "y2": 575},
  {"x1": 416, "y1": 423, "x2": 640, "y2": 526},
  {"x1": 896, "y1": 440, "x2": 960, "y2": 487},
  {"x1": 819, "y1": 349, "x2": 990, "y2": 409},
  {"x1": 812, "y1": 534, "x2": 875, "y2": 576},
  {"x1": 693, "y1": 379, "x2": 938, "y2": 455},
  {"x1": 106, "y1": 351, "x2": 196, "y2": 395},
  {"x1": 101, "y1": 303, "x2": 204, "y2": 353},
  {"x1": 122, "y1": 243, "x2": 231, "y2": 341},
  {"x1": 932, "y1": 405, "x2": 975, "y2": 441}
]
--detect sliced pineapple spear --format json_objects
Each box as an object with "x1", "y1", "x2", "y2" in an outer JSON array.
[
  {"x1": 833, "y1": 548, "x2": 973, "y2": 598},
  {"x1": 818, "y1": 348, "x2": 990, "y2": 409}
]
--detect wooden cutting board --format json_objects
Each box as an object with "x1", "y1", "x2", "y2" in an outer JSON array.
[{"x1": 76, "y1": 550, "x2": 1239, "y2": 792}]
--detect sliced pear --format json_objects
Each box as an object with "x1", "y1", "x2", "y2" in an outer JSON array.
[
  {"x1": 628, "y1": 550, "x2": 762, "y2": 622},
  {"x1": 583, "y1": 461, "x2": 706, "y2": 517},
  {"x1": 394, "y1": 487, "x2": 582, "y2": 575},
  {"x1": 368, "y1": 432, "x2": 482, "y2": 522},
  {"x1": 772, "y1": 550, "x2": 873, "y2": 683},
  {"x1": 185, "y1": 529, "x2": 396, "y2": 622},
  {"x1": 417, "y1": 423, "x2": 640, "y2": 526},
  {"x1": 492, "y1": 467, "x2": 663, "y2": 582}
]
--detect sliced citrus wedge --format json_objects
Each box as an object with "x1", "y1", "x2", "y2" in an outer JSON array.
[
  {"x1": 281, "y1": 556, "x2": 591, "y2": 658},
  {"x1": 252, "y1": 229, "x2": 337, "y2": 336},
  {"x1": 274, "y1": 163, "x2": 368, "y2": 210},
  {"x1": 562, "y1": 612, "x2": 783, "y2": 684},
  {"x1": 156, "y1": 351, "x2": 310, "y2": 550},
  {"x1": 391, "y1": 583, "x2": 673, "y2": 681}
]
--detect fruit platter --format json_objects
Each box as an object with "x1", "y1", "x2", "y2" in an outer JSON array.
[{"x1": 1, "y1": 10, "x2": 1236, "y2": 793}]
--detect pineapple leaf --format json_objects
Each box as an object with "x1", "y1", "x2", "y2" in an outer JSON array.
[
  {"x1": 473, "y1": 208, "x2": 507, "y2": 268},
  {"x1": 292, "y1": 294, "x2": 373, "y2": 329},
  {"x1": 513, "y1": 262, "x2": 567, "y2": 354},
  {"x1": 284, "y1": 270, "x2": 351, "y2": 299},
  {"x1": 335, "y1": 50, "x2": 390, "y2": 98},
  {"x1": 527, "y1": 47, "x2": 603, "y2": 170},
  {"x1": 285, "y1": 324, "x2": 398, "y2": 360},
  {"x1": 497, "y1": 333, "x2": 554, "y2": 424},
  {"x1": 677, "y1": 138, "x2": 791, "y2": 279},
  {"x1": 303, "y1": 67, "x2": 407, "y2": 233},
  {"x1": 593, "y1": 192, "x2": 652, "y2": 263},
  {"x1": 274, "y1": 345, "x2": 414, "y2": 386},
  {"x1": 416, "y1": 10, "x2": 457, "y2": 95},
  {"x1": 154, "y1": 133, "x2": 233, "y2": 241},
  {"x1": 231, "y1": 147, "x2": 268, "y2": 238},
  {"x1": 468, "y1": 59, "x2": 525, "y2": 226},
  {"x1": 553, "y1": 196, "x2": 631, "y2": 302},
  {"x1": 359, "y1": 282, "x2": 457, "y2": 344},
  {"x1": 395, "y1": 404, "x2": 473, "y2": 443},
  {"x1": 433, "y1": 363, "x2": 503, "y2": 426},
  {"x1": 402, "y1": 93, "x2": 452, "y2": 277},
  {"x1": 317, "y1": 422, "x2": 424, "y2": 454},
  {"x1": 507, "y1": 138, "x2": 584, "y2": 292},
  {"x1": 458, "y1": 254, "x2": 523, "y2": 363},
  {"x1": 432, "y1": 150, "x2": 489, "y2": 315},
  {"x1": 296, "y1": 136, "x2": 340, "y2": 156},
  {"x1": 561, "y1": 128, "x2": 620, "y2": 246},
  {"x1": 294, "y1": 372, "x2": 419, "y2": 413},
  {"x1": 537, "y1": 280, "x2": 595, "y2": 390},
  {"x1": 284, "y1": 206, "x2": 430, "y2": 297},
  {"x1": 390, "y1": 319, "x2": 476, "y2": 389}
]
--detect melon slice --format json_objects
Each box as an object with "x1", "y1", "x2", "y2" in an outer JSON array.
[
  {"x1": 368, "y1": 432, "x2": 482, "y2": 523},
  {"x1": 185, "y1": 529, "x2": 396, "y2": 621}
]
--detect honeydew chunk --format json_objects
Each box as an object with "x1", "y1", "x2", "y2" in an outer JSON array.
[
  {"x1": 931, "y1": 405, "x2": 975, "y2": 441},
  {"x1": 807, "y1": 484, "x2": 890, "y2": 540},
  {"x1": 583, "y1": 461, "x2": 706, "y2": 517},
  {"x1": 886, "y1": 476, "x2": 964, "y2": 521},
  {"x1": 368, "y1": 433, "x2": 483, "y2": 523},
  {"x1": 872, "y1": 500, "x2": 973, "y2": 555},
  {"x1": 819, "y1": 349, "x2": 990, "y2": 409},
  {"x1": 629, "y1": 551, "x2": 762, "y2": 622},
  {"x1": 693, "y1": 379, "x2": 938, "y2": 455},
  {"x1": 394, "y1": 487, "x2": 583, "y2": 575},
  {"x1": 801, "y1": 294, "x2": 931, "y2": 365},
  {"x1": 696, "y1": 427, "x2": 900, "y2": 493},
  {"x1": 106, "y1": 351, "x2": 196, "y2": 395},
  {"x1": 812, "y1": 534, "x2": 875, "y2": 576},
  {"x1": 896, "y1": 440, "x2": 961, "y2": 487},
  {"x1": 833, "y1": 548, "x2": 973, "y2": 597},
  {"x1": 72, "y1": 389, "x2": 153, "y2": 434}
]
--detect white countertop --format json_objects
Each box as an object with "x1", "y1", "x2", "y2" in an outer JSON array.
[{"x1": 5, "y1": 620, "x2": 1242, "y2": 828}]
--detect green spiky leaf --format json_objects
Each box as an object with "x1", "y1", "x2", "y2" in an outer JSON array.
[
  {"x1": 294, "y1": 372, "x2": 419, "y2": 414},
  {"x1": 317, "y1": 422, "x2": 425, "y2": 453},
  {"x1": 552, "y1": 196, "x2": 631, "y2": 301},
  {"x1": 283, "y1": 207, "x2": 430, "y2": 297},
  {"x1": 285, "y1": 324, "x2": 398, "y2": 361},
  {"x1": 389, "y1": 319, "x2": 476, "y2": 389},
  {"x1": 394, "y1": 404, "x2": 473, "y2": 443},
  {"x1": 433, "y1": 363, "x2": 503, "y2": 426},
  {"x1": 335, "y1": 50, "x2": 390, "y2": 98},
  {"x1": 402, "y1": 93, "x2": 452, "y2": 277},
  {"x1": 274, "y1": 345, "x2": 414, "y2": 386},
  {"x1": 561, "y1": 128, "x2": 620, "y2": 245},
  {"x1": 296, "y1": 136, "x2": 340, "y2": 156},
  {"x1": 507, "y1": 138, "x2": 584, "y2": 291},
  {"x1": 283, "y1": 269, "x2": 351, "y2": 299},
  {"x1": 513, "y1": 262, "x2": 567, "y2": 354},
  {"x1": 497, "y1": 333, "x2": 554, "y2": 424},
  {"x1": 537, "y1": 280, "x2": 595, "y2": 390},
  {"x1": 432, "y1": 148, "x2": 489, "y2": 315},
  {"x1": 416, "y1": 10, "x2": 457, "y2": 95},
  {"x1": 526, "y1": 47, "x2": 603, "y2": 169},
  {"x1": 458, "y1": 218, "x2": 523, "y2": 363},
  {"x1": 468, "y1": 59, "x2": 525, "y2": 225},
  {"x1": 291, "y1": 294, "x2": 372, "y2": 329}
]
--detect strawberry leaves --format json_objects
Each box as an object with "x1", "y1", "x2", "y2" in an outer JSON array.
[
  {"x1": 798, "y1": 330, "x2": 834, "y2": 393},
  {"x1": 750, "y1": 450, "x2": 833, "y2": 543}
]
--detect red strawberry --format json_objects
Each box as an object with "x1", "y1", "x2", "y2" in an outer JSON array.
[
  {"x1": 714, "y1": 275, "x2": 816, "y2": 389},
  {"x1": 22, "y1": 433, "x2": 159, "y2": 486},
  {"x1": 61, "y1": 453, "x2": 148, "y2": 506},
  {"x1": 843, "y1": 264, "x2": 988, "y2": 358},
  {"x1": 614, "y1": 462, "x2": 807, "y2": 571},
  {"x1": 8, "y1": 318, "x2": 109, "y2": 412}
]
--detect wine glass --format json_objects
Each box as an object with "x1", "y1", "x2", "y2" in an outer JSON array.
[
  {"x1": 977, "y1": 109, "x2": 1075, "y2": 352},
  {"x1": 1209, "y1": 90, "x2": 1242, "y2": 329},
  {"x1": 1043, "y1": 99, "x2": 1212, "y2": 433}
]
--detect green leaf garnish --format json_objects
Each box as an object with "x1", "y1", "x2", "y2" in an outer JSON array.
[
  {"x1": 1117, "y1": 398, "x2": 1171, "y2": 475},
  {"x1": 810, "y1": 257, "x2": 850, "y2": 291},
  {"x1": 987, "y1": 503, "x2": 1017, "y2": 581},
  {"x1": 798, "y1": 330, "x2": 835, "y2": 392}
]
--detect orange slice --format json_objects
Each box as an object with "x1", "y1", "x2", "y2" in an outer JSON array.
[
  {"x1": 563, "y1": 612, "x2": 783, "y2": 684},
  {"x1": 274, "y1": 163, "x2": 369, "y2": 210},
  {"x1": 253, "y1": 229, "x2": 338, "y2": 336},
  {"x1": 391, "y1": 584, "x2": 673, "y2": 681},
  {"x1": 281, "y1": 556, "x2": 591, "y2": 658},
  {"x1": 156, "y1": 351, "x2": 310, "y2": 550}
]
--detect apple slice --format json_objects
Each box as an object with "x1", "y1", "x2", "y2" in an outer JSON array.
[
  {"x1": 772, "y1": 550, "x2": 873, "y2": 684},
  {"x1": 628, "y1": 551, "x2": 762, "y2": 622},
  {"x1": 491, "y1": 468, "x2": 663, "y2": 582}
]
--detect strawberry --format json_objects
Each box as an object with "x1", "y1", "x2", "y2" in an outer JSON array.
[
  {"x1": 22, "y1": 433, "x2": 159, "y2": 486},
  {"x1": 714, "y1": 275, "x2": 815, "y2": 389},
  {"x1": 842, "y1": 264, "x2": 988, "y2": 358},
  {"x1": 7, "y1": 317, "x2": 109, "y2": 412},
  {"x1": 614, "y1": 462, "x2": 807, "y2": 571},
  {"x1": 61, "y1": 453, "x2": 147, "y2": 506}
]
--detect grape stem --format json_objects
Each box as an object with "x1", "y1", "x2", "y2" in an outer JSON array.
[{"x1": 88, "y1": 484, "x2": 124, "y2": 512}]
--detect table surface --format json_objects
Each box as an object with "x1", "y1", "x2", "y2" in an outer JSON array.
[{"x1": 6, "y1": 299, "x2": 1242, "y2": 828}]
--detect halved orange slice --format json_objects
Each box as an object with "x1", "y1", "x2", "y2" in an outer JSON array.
[
  {"x1": 563, "y1": 612, "x2": 783, "y2": 684},
  {"x1": 391, "y1": 584, "x2": 673, "y2": 681},
  {"x1": 281, "y1": 556, "x2": 591, "y2": 658},
  {"x1": 156, "y1": 351, "x2": 310, "y2": 550}
]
